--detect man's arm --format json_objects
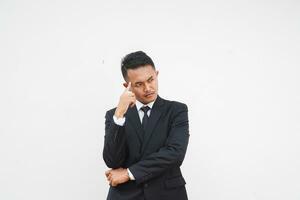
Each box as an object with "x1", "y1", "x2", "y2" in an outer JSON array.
[
  {"x1": 103, "y1": 82, "x2": 136, "y2": 169},
  {"x1": 129, "y1": 103, "x2": 189, "y2": 184},
  {"x1": 102, "y1": 109, "x2": 128, "y2": 168}
]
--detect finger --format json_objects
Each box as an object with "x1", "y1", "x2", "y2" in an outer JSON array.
[
  {"x1": 111, "y1": 180, "x2": 117, "y2": 187},
  {"x1": 127, "y1": 91, "x2": 134, "y2": 95},
  {"x1": 105, "y1": 170, "x2": 111, "y2": 177},
  {"x1": 126, "y1": 82, "x2": 131, "y2": 91},
  {"x1": 107, "y1": 174, "x2": 112, "y2": 181},
  {"x1": 129, "y1": 92, "x2": 135, "y2": 97},
  {"x1": 126, "y1": 91, "x2": 134, "y2": 98},
  {"x1": 130, "y1": 97, "x2": 136, "y2": 108}
]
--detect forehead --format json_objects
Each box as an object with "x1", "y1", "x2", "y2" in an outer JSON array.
[{"x1": 127, "y1": 65, "x2": 156, "y2": 82}]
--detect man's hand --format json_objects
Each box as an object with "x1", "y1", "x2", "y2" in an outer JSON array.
[
  {"x1": 105, "y1": 168, "x2": 130, "y2": 187},
  {"x1": 114, "y1": 82, "x2": 136, "y2": 118}
]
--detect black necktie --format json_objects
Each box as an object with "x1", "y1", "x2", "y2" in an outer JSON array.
[{"x1": 141, "y1": 106, "x2": 150, "y2": 131}]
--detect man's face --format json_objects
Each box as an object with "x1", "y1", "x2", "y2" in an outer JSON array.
[{"x1": 125, "y1": 65, "x2": 159, "y2": 104}]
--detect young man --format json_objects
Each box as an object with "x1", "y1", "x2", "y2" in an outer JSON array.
[{"x1": 103, "y1": 51, "x2": 190, "y2": 200}]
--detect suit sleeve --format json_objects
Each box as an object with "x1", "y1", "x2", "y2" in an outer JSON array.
[
  {"x1": 102, "y1": 109, "x2": 128, "y2": 169},
  {"x1": 128, "y1": 103, "x2": 189, "y2": 184}
]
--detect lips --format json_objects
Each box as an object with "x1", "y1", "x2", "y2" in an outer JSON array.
[{"x1": 145, "y1": 93, "x2": 154, "y2": 97}]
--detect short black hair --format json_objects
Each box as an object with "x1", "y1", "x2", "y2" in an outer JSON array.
[{"x1": 121, "y1": 51, "x2": 155, "y2": 80}]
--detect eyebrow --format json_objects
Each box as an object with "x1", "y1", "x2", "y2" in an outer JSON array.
[
  {"x1": 135, "y1": 76, "x2": 153, "y2": 85},
  {"x1": 147, "y1": 76, "x2": 154, "y2": 81}
]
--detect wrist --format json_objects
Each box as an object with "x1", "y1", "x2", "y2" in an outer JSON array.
[
  {"x1": 126, "y1": 168, "x2": 135, "y2": 181},
  {"x1": 126, "y1": 168, "x2": 131, "y2": 181},
  {"x1": 114, "y1": 108, "x2": 125, "y2": 118}
]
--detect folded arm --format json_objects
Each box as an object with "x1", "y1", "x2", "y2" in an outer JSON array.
[{"x1": 129, "y1": 103, "x2": 189, "y2": 184}]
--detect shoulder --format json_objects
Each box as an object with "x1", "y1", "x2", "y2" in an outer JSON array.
[
  {"x1": 159, "y1": 97, "x2": 188, "y2": 115},
  {"x1": 170, "y1": 100, "x2": 188, "y2": 111},
  {"x1": 105, "y1": 107, "x2": 117, "y2": 118},
  {"x1": 160, "y1": 98, "x2": 189, "y2": 122},
  {"x1": 161, "y1": 97, "x2": 188, "y2": 111}
]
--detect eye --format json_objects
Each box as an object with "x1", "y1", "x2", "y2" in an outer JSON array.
[
  {"x1": 135, "y1": 83, "x2": 142, "y2": 87},
  {"x1": 148, "y1": 78, "x2": 153, "y2": 83}
]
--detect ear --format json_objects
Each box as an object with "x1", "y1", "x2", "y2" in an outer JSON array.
[
  {"x1": 156, "y1": 70, "x2": 159, "y2": 76},
  {"x1": 123, "y1": 82, "x2": 128, "y2": 88}
]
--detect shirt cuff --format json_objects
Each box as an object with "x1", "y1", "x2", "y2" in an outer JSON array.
[
  {"x1": 113, "y1": 115, "x2": 126, "y2": 126},
  {"x1": 127, "y1": 168, "x2": 135, "y2": 180}
]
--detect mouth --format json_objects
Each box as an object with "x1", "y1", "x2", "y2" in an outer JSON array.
[{"x1": 145, "y1": 92, "x2": 155, "y2": 98}]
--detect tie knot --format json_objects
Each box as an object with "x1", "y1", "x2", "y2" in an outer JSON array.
[{"x1": 141, "y1": 106, "x2": 150, "y2": 114}]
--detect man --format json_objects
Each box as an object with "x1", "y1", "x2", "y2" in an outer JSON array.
[{"x1": 103, "y1": 51, "x2": 189, "y2": 200}]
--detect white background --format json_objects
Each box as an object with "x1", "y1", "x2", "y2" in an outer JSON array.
[{"x1": 1, "y1": 0, "x2": 299, "y2": 199}]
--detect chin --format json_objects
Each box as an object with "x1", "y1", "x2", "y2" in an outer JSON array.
[
  {"x1": 140, "y1": 98, "x2": 153, "y2": 105},
  {"x1": 147, "y1": 95, "x2": 157, "y2": 102}
]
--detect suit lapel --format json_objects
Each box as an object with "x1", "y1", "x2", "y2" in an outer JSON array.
[
  {"x1": 141, "y1": 96, "x2": 164, "y2": 154},
  {"x1": 126, "y1": 105, "x2": 143, "y2": 144},
  {"x1": 125, "y1": 96, "x2": 165, "y2": 155}
]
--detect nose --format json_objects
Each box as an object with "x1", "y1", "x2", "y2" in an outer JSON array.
[{"x1": 144, "y1": 83, "x2": 151, "y2": 92}]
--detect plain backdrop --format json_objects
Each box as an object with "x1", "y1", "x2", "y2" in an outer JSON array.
[{"x1": 0, "y1": 0, "x2": 300, "y2": 199}]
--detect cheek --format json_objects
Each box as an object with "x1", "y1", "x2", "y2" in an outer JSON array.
[
  {"x1": 153, "y1": 82, "x2": 158, "y2": 88},
  {"x1": 134, "y1": 90, "x2": 143, "y2": 97}
]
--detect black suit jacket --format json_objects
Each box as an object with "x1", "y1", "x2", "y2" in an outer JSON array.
[{"x1": 103, "y1": 96, "x2": 189, "y2": 200}]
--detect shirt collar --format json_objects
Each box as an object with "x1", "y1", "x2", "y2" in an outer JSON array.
[{"x1": 135, "y1": 98, "x2": 156, "y2": 111}]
